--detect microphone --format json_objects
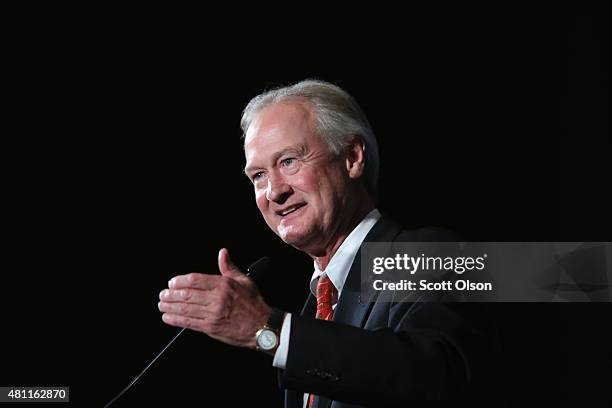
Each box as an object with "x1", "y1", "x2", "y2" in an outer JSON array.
[
  {"x1": 246, "y1": 256, "x2": 272, "y2": 282},
  {"x1": 103, "y1": 256, "x2": 272, "y2": 407}
]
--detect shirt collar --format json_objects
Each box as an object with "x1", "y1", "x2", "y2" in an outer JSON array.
[{"x1": 310, "y1": 209, "x2": 381, "y2": 298}]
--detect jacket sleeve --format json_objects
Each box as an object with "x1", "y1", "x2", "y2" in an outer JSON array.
[{"x1": 279, "y1": 301, "x2": 496, "y2": 407}]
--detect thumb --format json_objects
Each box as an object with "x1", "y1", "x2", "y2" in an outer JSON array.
[{"x1": 218, "y1": 248, "x2": 244, "y2": 279}]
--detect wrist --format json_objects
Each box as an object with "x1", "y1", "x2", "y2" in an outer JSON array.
[{"x1": 255, "y1": 308, "x2": 285, "y2": 355}]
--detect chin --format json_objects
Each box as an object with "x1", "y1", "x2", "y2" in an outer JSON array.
[{"x1": 277, "y1": 224, "x2": 313, "y2": 248}]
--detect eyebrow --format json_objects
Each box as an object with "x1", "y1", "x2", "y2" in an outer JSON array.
[{"x1": 243, "y1": 144, "x2": 308, "y2": 176}]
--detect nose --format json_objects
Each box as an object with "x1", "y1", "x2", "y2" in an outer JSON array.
[{"x1": 265, "y1": 173, "x2": 292, "y2": 203}]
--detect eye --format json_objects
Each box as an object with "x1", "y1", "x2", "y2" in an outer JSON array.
[
  {"x1": 280, "y1": 158, "x2": 296, "y2": 167},
  {"x1": 279, "y1": 157, "x2": 299, "y2": 175},
  {"x1": 252, "y1": 171, "x2": 265, "y2": 182}
]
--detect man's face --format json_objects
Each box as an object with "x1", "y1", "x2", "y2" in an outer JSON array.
[{"x1": 244, "y1": 100, "x2": 352, "y2": 252}]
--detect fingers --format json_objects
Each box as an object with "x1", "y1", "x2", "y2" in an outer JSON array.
[
  {"x1": 168, "y1": 272, "x2": 219, "y2": 290},
  {"x1": 218, "y1": 248, "x2": 244, "y2": 279},
  {"x1": 158, "y1": 300, "x2": 219, "y2": 319},
  {"x1": 161, "y1": 313, "x2": 207, "y2": 331},
  {"x1": 158, "y1": 286, "x2": 225, "y2": 333},
  {"x1": 159, "y1": 288, "x2": 219, "y2": 305}
]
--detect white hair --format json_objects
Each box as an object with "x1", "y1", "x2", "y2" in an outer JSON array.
[{"x1": 240, "y1": 79, "x2": 379, "y2": 197}]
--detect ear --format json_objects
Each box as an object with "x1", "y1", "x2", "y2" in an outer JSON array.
[{"x1": 344, "y1": 137, "x2": 366, "y2": 180}]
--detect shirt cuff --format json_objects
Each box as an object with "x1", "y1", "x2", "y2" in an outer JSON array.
[{"x1": 272, "y1": 312, "x2": 291, "y2": 369}]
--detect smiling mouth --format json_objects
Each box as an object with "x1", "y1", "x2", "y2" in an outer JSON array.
[{"x1": 278, "y1": 203, "x2": 306, "y2": 217}]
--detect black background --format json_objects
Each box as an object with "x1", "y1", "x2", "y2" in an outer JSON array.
[{"x1": 1, "y1": 2, "x2": 610, "y2": 407}]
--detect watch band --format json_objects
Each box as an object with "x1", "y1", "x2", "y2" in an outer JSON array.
[{"x1": 265, "y1": 308, "x2": 285, "y2": 332}]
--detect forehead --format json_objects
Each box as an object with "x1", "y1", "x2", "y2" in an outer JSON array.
[{"x1": 244, "y1": 100, "x2": 320, "y2": 164}]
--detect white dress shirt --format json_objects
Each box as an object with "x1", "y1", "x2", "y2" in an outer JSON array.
[{"x1": 272, "y1": 209, "x2": 381, "y2": 369}]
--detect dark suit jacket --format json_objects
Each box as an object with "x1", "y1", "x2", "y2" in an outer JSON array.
[{"x1": 279, "y1": 216, "x2": 500, "y2": 408}]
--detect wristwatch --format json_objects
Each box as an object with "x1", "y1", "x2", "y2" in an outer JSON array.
[{"x1": 255, "y1": 308, "x2": 285, "y2": 354}]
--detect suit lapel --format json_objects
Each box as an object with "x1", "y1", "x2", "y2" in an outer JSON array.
[
  {"x1": 301, "y1": 293, "x2": 316, "y2": 317},
  {"x1": 333, "y1": 215, "x2": 403, "y2": 328}
]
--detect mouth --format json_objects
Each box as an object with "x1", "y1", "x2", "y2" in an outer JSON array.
[{"x1": 277, "y1": 203, "x2": 306, "y2": 218}]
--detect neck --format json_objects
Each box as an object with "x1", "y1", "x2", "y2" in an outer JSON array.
[{"x1": 311, "y1": 193, "x2": 375, "y2": 271}]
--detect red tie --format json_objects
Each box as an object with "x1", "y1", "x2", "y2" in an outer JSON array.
[
  {"x1": 315, "y1": 274, "x2": 337, "y2": 320},
  {"x1": 307, "y1": 275, "x2": 337, "y2": 408}
]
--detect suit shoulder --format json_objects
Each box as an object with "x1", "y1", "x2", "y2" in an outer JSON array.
[
  {"x1": 395, "y1": 226, "x2": 462, "y2": 242},
  {"x1": 372, "y1": 215, "x2": 462, "y2": 242}
]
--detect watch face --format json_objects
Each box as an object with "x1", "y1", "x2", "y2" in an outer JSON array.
[{"x1": 257, "y1": 329, "x2": 278, "y2": 350}]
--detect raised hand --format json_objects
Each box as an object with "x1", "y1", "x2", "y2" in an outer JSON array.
[{"x1": 158, "y1": 248, "x2": 272, "y2": 348}]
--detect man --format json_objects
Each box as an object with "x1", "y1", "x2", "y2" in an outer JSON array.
[{"x1": 158, "y1": 80, "x2": 495, "y2": 407}]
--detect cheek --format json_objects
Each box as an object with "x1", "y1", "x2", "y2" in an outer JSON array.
[
  {"x1": 316, "y1": 171, "x2": 346, "y2": 209},
  {"x1": 255, "y1": 190, "x2": 269, "y2": 212},
  {"x1": 292, "y1": 171, "x2": 320, "y2": 196}
]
